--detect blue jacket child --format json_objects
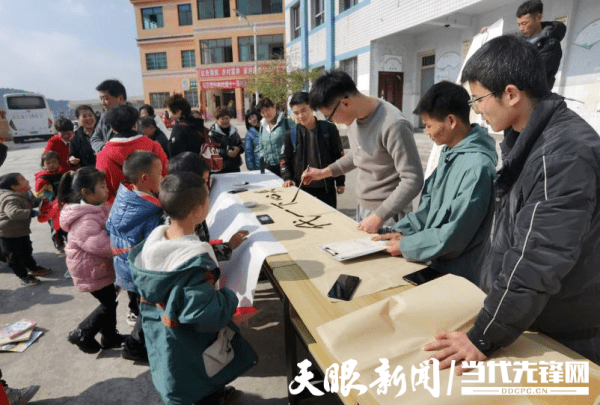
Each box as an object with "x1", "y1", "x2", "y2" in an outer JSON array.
[{"x1": 106, "y1": 184, "x2": 163, "y2": 293}]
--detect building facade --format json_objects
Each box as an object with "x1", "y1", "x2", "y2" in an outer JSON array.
[
  {"x1": 131, "y1": 0, "x2": 286, "y2": 120},
  {"x1": 285, "y1": 0, "x2": 600, "y2": 132}
]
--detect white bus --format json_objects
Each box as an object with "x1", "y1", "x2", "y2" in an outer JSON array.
[{"x1": 3, "y1": 93, "x2": 55, "y2": 143}]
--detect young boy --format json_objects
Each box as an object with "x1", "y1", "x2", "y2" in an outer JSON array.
[
  {"x1": 106, "y1": 151, "x2": 164, "y2": 362},
  {"x1": 281, "y1": 91, "x2": 345, "y2": 208},
  {"x1": 96, "y1": 104, "x2": 168, "y2": 204},
  {"x1": 129, "y1": 172, "x2": 254, "y2": 405},
  {"x1": 374, "y1": 81, "x2": 497, "y2": 284}
]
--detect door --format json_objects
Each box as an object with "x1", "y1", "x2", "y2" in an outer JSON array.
[{"x1": 378, "y1": 72, "x2": 403, "y2": 111}]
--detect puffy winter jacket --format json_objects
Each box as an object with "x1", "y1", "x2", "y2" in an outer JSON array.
[
  {"x1": 528, "y1": 21, "x2": 566, "y2": 88},
  {"x1": 0, "y1": 189, "x2": 34, "y2": 238},
  {"x1": 208, "y1": 123, "x2": 244, "y2": 173},
  {"x1": 106, "y1": 184, "x2": 163, "y2": 292},
  {"x1": 258, "y1": 113, "x2": 295, "y2": 167},
  {"x1": 467, "y1": 94, "x2": 600, "y2": 357},
  {"x1": 168, "y1": 116, "x2": 207, "y2": 158},
  {"x1": 95, "y1": 132, "x2": 169, "y2": 204},
  {"x1": 244, "y1": 126, "x2": 261, "y2": 171},
  {"x1": 60, "y1": 202, "x2": 115, "y2": 293},
  {"x1": 394, "y1": 124, "x2": 497, "y2": 283}
]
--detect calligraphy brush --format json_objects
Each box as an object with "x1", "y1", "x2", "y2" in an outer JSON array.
[{"x1": 291, "y1": 164, "x2": 310, "y2": 203}]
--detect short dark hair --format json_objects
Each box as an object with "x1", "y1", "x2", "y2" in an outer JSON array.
[
  {"x1": 413, "y1": 81, "x2": 471, "y2": 124},
  {"x1": 57, "y1": 167, "x2": 106, "y2": 204},
  {"x1": 517, "y1": 0, "x2": 543, "y2": 17},
  {"x1": 215, "y1": 106, "x2": 231, "y2": 119},
  {"x1": 140, "y1": 117, "x2": 157, "y2": 129},
  {"x1": 54, "y1": 117, "x2": 74, "y2": 132},
  {"x1": 164, "y1": 93, "x2": 191, "y2": 117},
  {"x1": 139, "y1": 104, "x2": 155, "y2": 117},
  {"x1": 159, "y1": 172, "x2": 207, "y2": 220},
  {"x1": 105, "y1": 104, "x2": 139, "y2": 134},
  {"x1": 0, "y1": 173, "x2": 21, "y2": 190},
  {"x1": 244, "y1": 108, "x2": 261, "y2": 130},
  {"x1": 309, "y1": 70, "x2": 359, "y2": 111},
  {"x1": 461, "y1": 35, "x2": 549, "y2": 100},
  {"x1": 96, "y1": 79, "x2": 127, "y2": 100},
  {"x1": 257, "y1": 98, "x2": 275, "y2": 111},
  {"x1": 123, "y1": 151, "x2": 161, "y2": 184},
  {"x1": 41, "y1": 151, "x2": 60, "y2": 167},
  {"x1": 168, "y1": 151, "x2": 210, "y2": 177},
  {"x1": 75, "y1": 105, "x2": 94, "y2": 118},
  {"x1": 289, "y1": 92, "x2": 310, "y2": 108}
]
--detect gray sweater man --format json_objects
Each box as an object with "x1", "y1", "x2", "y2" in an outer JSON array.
[{"x1": 305, "y1": 71, "x2": 423, "y2": 233}]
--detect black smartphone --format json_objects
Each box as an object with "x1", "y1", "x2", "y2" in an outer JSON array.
[
  {"x1": 402, "y1": 267, "x2": 445, "y2": 286},
  {"x1": 327, "y1": 274, "x2": 361, "y2": 301},
  {"x1": 257, "y1": 214, "x2": 274, "y2": 225},
  {"x1": 229, "y1": 188, "x2": 248, "y2": 194}
]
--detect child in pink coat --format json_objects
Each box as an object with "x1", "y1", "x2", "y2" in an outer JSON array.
[{"x1": 59, "y1": 167, "x2": 126, "y2": 354}]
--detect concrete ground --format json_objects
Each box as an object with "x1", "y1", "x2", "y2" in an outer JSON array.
[{"x1": 0, "y1": 128, "x2": 443, "y2": 404}]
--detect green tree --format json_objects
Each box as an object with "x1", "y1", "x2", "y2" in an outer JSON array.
[{"x1": 246, "y1": 62, "x2": 322, "y2": 110}]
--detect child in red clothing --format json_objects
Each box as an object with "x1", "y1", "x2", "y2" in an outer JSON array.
[
  {"x1": 34, "y1": 151, "x2": 67, "y2": 252},
  {"x1": 96, "y1": 104, "x2": 168, "y2": 204},
  {"x1": 44, "y1": 118, "x2": 78, "y2": 173}
]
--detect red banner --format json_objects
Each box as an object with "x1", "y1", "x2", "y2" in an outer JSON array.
[
  {"x1": 198, "y1": 65, "x2": 255, "y2": 79},
  {"x1": 200, "y1": 80, "x2": 248, "y2": 90}
]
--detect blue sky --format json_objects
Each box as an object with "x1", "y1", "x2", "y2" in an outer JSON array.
[{"x1": 0, "y1": 0, "x2": 143, "y2": 101}]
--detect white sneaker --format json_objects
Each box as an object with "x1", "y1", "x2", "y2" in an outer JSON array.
[
  {"x1": 5, "y1": 385, "x2": 40, "y2": 405},
  {"x1": 126, "y1": 312, "x2": 138, "y2": 327}
]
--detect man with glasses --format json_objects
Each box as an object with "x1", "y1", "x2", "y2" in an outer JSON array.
[
  {"x1": 304, "y1": 71, "x2": 423, "y2": 234},
  {"x1": 90, "y1": 79, "x2": 128, "y2": 152},
  {"x1": 425, "y1": 35, "x2": 600, "y2": 371}
]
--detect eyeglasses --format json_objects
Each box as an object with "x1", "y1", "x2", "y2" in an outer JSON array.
[
  {"x1": 325, "y1": 98, "x2": 343, "y2": 122},
  {"x1": 468, "y1": 91, "x2": 496, "y2": 114}
]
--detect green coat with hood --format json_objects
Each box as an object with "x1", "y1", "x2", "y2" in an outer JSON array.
[
  {"x1": 128, "y1": 225, "x2": 239, "y2": 405},
  {"x1": 394, "y1": 124, "x2": 497, "y2": 283}
]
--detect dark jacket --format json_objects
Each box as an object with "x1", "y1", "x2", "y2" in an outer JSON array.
[
  {"x1": 70, "y1": 126, "x2": 96, "y2": 167},
  {"x1": 467, "y1": 94, "x2": 600, "y2": 357},
  {"x1": 168, "y1": 116, "x2": 207, "y2": 158},
  {"x1": 280, "y1": 120, "x2": 345, "y2": 190},
  {"x1": 147, "y1": 128, "x2": 170, "y2": 159},
  {"x1": 529, "y1": 21, "x2": 567, "y2": 89},
  {"x1": 244, "y1": 126, "x2": 261, "y2": 171},
  {"x1": 209, "y1": 124, "x2": 244, "y2": 173},
  {"x1": 0, "y1": 143, "x2": 7, "y2": 167}
]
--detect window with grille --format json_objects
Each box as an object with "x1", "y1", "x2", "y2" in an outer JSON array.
[
  {"x1": 181, "y1": 50, "x2": 196, "y2": 68},
  {"x1": 146, "y1": 52, "x2": 168, "y2": 70},
  {"x1": 340, "y1": 0, "x2": 358, "y2": 13},
  {"x1": 197, "y1": 0, "x2": 230, "y2": 19},
  {"x1": 200, "y1": 38, "x2": 233, "y2": 64},
  {"x1": 142, "y1": 7, "x2": 164, "y2": 29},
  {"x1": 313, "y1": 0, "x2": 324, "y2": 28},
  {"x1": 239, "y1": 35, "x2": 284, "y2": 61},
  {"x1": 184, "y1": 90, "x2": 199, "y2": 107},
  {"x1": 340, "y1": 56, "x2": 357, "y2": 83},
  {"x1": 291, "y1": 4, "x2": 301, "y2": 39},
  {"x1": 178, "y1": 4, "x2": 193, "y2": 25},
  {"x1": 150, "y1": 92, "x2": 170, "y2": 109}
]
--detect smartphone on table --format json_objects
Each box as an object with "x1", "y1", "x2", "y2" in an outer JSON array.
[
  {"x1": 402, "y1": 267, "x2": 445, "y2": 286},
  {"x1": 327, "y1": 274, "x2": 361, "y2": 301}
]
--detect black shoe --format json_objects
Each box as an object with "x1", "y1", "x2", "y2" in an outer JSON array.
[
  {"x1": 198, "y1": 386, "x2": 237, "y2": 405},
  {"x1": 100, "y1": 332, "x2": 125, "y2": 350},
  {"x1": 121, "y1": 342, "x2": 148, "y2": 362},
  {"x1": 68, "y1": 329, "x2": 101, "y2": 354}
]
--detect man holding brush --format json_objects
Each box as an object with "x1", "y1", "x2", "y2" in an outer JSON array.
[
  {"x1": 281, "y1": 91, "x2": 345, "y2": 209},
  {"x1": 303, "y1": 71, "x2": 423, "y2": 233}
]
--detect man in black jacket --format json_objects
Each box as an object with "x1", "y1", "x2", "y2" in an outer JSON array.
[
  {"x1": 425, "y1": 35, "x2": 600, "y2": 371},
  {"x1": 281, "y1": 92, "x2": 345, "y2": 208},
  {"x1": 516, "y1": 0, "x2": 566, "y2": 89}
]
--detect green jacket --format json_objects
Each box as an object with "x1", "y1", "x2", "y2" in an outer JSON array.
[
  {"x1": 258, "y1": 112, "x2": 295, "y2": 166},
  {"x1": 395, "y1": 124, "x2": 497, "y2": 283},
  {"x1": 129, "y1": 227, "x2": 238, "y2": 405}
]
